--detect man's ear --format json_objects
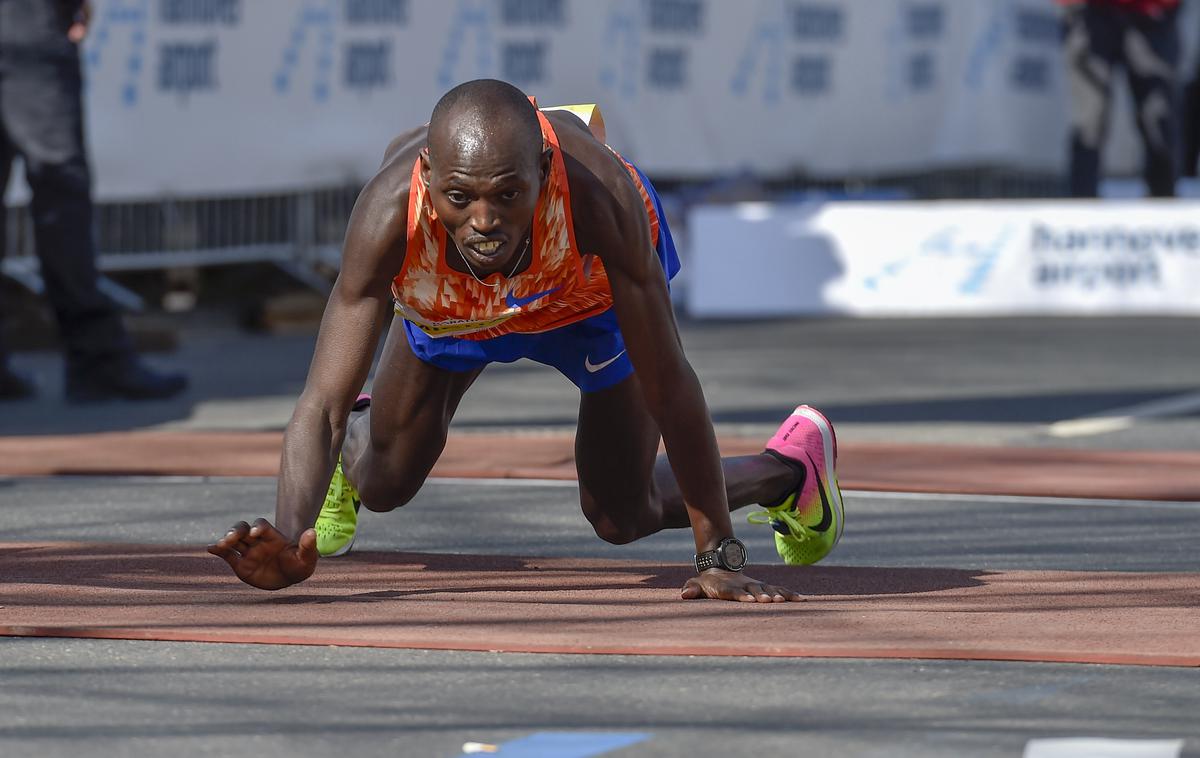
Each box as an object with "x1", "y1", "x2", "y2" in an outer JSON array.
[
  {"x1": 419, "y1": 147, "x2": 432, "y2": 186},
  {"x1": 539, "y1": 148, "x2": 553, "y2": 189}
]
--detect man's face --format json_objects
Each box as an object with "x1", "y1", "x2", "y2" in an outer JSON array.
[{"x1": 421, "y1": 132, "x2": 549, "y2": 276}]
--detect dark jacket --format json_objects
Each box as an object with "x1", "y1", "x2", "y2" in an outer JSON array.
[{"x1": 0, "y1": 0, "x2": 84, "y2": 63}]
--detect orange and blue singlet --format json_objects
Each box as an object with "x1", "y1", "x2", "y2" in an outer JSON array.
[{"x1": 393, "y1": 104, "x2": 681, "y2": 392}]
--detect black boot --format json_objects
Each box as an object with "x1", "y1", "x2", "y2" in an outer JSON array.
[
  {"x1": 65, "y1": 354, "x2": 188, "y2": 403},
  {"x1": 0, "y1": 363, "x2": 37, "y2": 401}
]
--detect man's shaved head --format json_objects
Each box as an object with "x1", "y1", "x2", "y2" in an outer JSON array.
[{"x1": 427, "y1": 79, "x2": 542, "y2": 168}]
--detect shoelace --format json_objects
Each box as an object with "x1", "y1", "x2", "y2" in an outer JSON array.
[
  {"x1": 747, "y1": 504, "x2": 814, "y2": 542},
  {"x1": 321, "y1": 465, "x2": 351, "y2": 515}
]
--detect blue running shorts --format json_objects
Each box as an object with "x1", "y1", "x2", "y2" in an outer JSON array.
[{"x1": 403, "y1": 163, "x2": 680, "y2": 393}]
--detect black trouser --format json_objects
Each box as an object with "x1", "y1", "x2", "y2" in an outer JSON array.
[
  {"x1": 1183, "y1": 41, "x2": 1200, "y2": 178},
  {"x1": 0, "y1": 2, "x2": 130, "y2": 368},
  {"x1": 1063, "y1": 3, "x2": 1181, "y2": 197}
]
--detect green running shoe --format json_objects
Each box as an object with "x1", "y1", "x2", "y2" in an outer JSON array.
[
  {"x1": 315, "y1": 457, "x2": 360, "y2": 557},
  {"x1": 747, "y1": 405, "x2": 844, "y2": 565}
]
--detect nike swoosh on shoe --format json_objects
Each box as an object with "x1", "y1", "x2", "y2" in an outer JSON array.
[{"x1": 805, "y1": 451, "x2": 834, "y2": 532}]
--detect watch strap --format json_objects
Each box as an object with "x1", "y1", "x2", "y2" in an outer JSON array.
[
  {"x1": 695, "y1": 549, "x2": 720, "y2": 572},
  {"x1": 694, "y1": 537, "x2": 747, "y2": 573}
]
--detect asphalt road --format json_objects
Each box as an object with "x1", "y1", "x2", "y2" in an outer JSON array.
[
  {"x1": 2, "y1": 315, "x2": 1198, "y2": 451},
  {"x1": 3, "y1": 314, "x2": 1198, "y2": 757},
  {"x1": 1, "y1": 476, "x2": 1198, "y2": 758}
]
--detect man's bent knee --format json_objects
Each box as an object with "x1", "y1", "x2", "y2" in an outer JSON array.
[
  {"x1": 580, "y1": 489, "x2": 661, "y2": 544},
  {"x1": 357, "y1": 472, "x2": 427, "y2": 513},
  {"x1": 584, "y1": 507, "x2": 654, "y2": 545},
  {"x1": 590, "y1": 519, "x2": 642, "y2": 545}
]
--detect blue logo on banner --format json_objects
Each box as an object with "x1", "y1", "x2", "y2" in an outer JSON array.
[
  {"x1": 87, "y1": 0, "x2": 239, "y2": 106},
  {"x1": 600, "y1": 1, "x2": 642, "y2": 98},
  {"x1": 439, "y1": 0, "x2": 562, "y2": 88},
  {"x1": 439, "y1": 0, "x2": 496, "y2": 87},
  {"x1": 730, "y1": 1, "x2": 787, "y2": 104},
  {"x1": 83, "y1": 0, "x2": 150, "y2": 106},
  {"x1": 862, "y1": 225, "x2": 1014, "y2": 295},
  {"x1": 731, "y1": 1, "x2": 841, "y2": 105},
  {"x1": 274, "y1": 2, "x2": 336, "y2": 102},
  {"x1": 964, "y1": 4, "x2": 1058, "y2": 93},
  {"x1": 600, "y1": 1, "x2": 702, "y2": 99},
  {"x1": 274, "y1": 1, "x2": 409, "y2": 102}
]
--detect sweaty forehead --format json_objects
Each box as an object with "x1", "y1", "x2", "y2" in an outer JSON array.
[{"x1": 427, "y1": 107, "x2": 541, "y2": 172}]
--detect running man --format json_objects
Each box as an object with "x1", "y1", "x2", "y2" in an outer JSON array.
[{"x1": 208, "y1": 80, "x2": 844, "y2": 602}]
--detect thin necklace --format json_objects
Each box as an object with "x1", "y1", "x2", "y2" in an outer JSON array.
[{"x1": 453, "y1": 236, "x2": 530, "y2": 289}]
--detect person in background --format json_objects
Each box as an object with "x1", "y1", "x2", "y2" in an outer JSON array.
[
  {"x1": 1182, "y1": 11, "x2": 1200, "y2": 178},
  {"x1": 0, "y1": 0, "x2": 187, "y2": 401},
  {"x1": 1060, "y1": 0, "x2": 1183, "y2": 197}
]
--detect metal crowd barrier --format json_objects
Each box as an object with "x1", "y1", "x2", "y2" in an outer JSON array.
[
  {"x1": 2, "y1": 168, "x2": 1069, "y2": 311},
  {"x1": 1, "y1": 184, "x2": 362, "y2": 309}
]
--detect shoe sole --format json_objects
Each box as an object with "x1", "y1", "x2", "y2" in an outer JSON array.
[
  {"x1": 792, "y1": 405, "x2": 845, "y2": 547},
  {"x1": 321, "y1": 535, "x2": 356, "y2": 558}
]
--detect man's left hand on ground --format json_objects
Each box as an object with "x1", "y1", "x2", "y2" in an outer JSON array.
[{"x1": 681, "y1": 569, "x2": 802, "y2": 603}]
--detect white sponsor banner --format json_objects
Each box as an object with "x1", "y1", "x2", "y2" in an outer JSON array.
[
  {"x1": 1024, "y1": 738, "x2": 1184, "y2": 758},
  {"x1": 3, "y1": 0, "x2": 1113, "y2": 202},
  {"x1": 687, "y1": 200, "x2": 1200, "y2": 317}
]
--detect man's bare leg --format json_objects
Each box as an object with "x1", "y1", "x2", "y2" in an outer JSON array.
[
  {"x1": 341, "y1": 317, "x2": 482, "y2": 512},
  {"x1": 574, "y1": 373, "x2": 796, "y2": 543}
]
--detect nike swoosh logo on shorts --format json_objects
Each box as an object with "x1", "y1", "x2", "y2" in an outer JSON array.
[
  {"x1": 805, "y1": 451, "x2": 834, "y2": 532},
  {"x1": 505, "y1": 286, "x2": 561, "y2": 309},
  {"x1": 584, "y1": 350, "x2": 626, "y2": 373}
]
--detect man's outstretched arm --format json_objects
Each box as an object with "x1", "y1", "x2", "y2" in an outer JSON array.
[
  {"x1": 595, "y1": 176, "x2": 794, "y2": 601},
  {"x1": 209, "y1": 169, "x2": 408, "y2": 589}
]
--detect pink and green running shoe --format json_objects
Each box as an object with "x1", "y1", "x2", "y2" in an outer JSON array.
[{"x1": 747, "y1": 405, "x2": 845, "y2": 565}]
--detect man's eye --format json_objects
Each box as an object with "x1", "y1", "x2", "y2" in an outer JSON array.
[
  {"x1": 445, "y1": 191, "x2": 468, "y2": 204},
  {"x1": 501, "y1": 190, "x2": 520, "y2": 201}
]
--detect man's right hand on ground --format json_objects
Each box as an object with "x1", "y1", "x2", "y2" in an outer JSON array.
[{"x1": 207, "y1": 518, "x2": 318, "y2": 590}]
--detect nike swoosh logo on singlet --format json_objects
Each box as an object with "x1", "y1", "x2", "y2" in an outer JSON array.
[
  {"x1": 805, "y1": 451, "x2": 834, "y2": 532},
  {"x1": 584, "y1": 350, "x2": 626, "y2": 373},
  {"x1": 505, "y1": 286, "x2": 562, "y2": 309}
]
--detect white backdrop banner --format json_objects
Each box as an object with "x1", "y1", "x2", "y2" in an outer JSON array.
[
  {"x1": 687, "y1": 200, "x2": 1200, "y2": 317},
  {"x1": 4, "y1": 0, "x2": 1109, "y2": 201},
  {"x1": 6, "y1": 0, "x2": 1190, "y2": 202}
]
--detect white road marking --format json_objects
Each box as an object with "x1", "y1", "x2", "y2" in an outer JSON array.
[
  {"x1": 1048, "y1": 390, "x2": 1200, "y2": 439},
  {"x1": 846, "y1": 489, "x2": 1200, "y2": 510},
  {"x1": 429, "y1": 477, "x2": 578, "y2": 488},
  {"x1": 428, "y1": 480, "x2": 1200, "y2": 510},
  {"x1": 1023, "y1": 738, "x2": 1183, "y2": 758}
]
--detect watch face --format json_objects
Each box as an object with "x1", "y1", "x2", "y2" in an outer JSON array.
[{"x1": 720, "y1": 539, "x2": 747, "y2": 569}]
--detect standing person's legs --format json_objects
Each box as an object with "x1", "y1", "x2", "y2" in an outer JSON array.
[
  {"x1": 1064, "y1": 4, "x2": 1122, "y2": 197},
  {"x1": 0, "y1": 52, "x2": 186, "y2": 400},
  {"x1": 0, "y1": 128, "x2": 13, "y2": 362},
  {"x1": 0, "y1": 130, "x2": 34, "y2": 398},
  {"x1": 1124, "y1": 9, "x2": 1181, "y2": 197},
  {"x1": 1183, "y1": 11, "x2": 1200, "y2": 179},
  {"x1": 1183, "y1": 61, "x2": 1200, "y2": 178},
  {"x1": 0, "y1": 54, "x2": 130, "y2": 366}
]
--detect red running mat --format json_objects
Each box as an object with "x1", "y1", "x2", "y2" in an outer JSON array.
[
  {"x1": 3, "y1": 542, "x2": 1198, "y2": 667},
  {"x1": 2, "y1": 432, "x2": 1200, "y2": 500}
]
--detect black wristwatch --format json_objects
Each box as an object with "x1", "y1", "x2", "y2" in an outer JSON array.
[{"x1": 694, "y1": 537, "x2": 748, "y2": 573}]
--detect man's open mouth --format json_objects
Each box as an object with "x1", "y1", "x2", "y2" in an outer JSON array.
[{"x1": 466, "y1": 239, "x2": 505, "y2": 258}]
